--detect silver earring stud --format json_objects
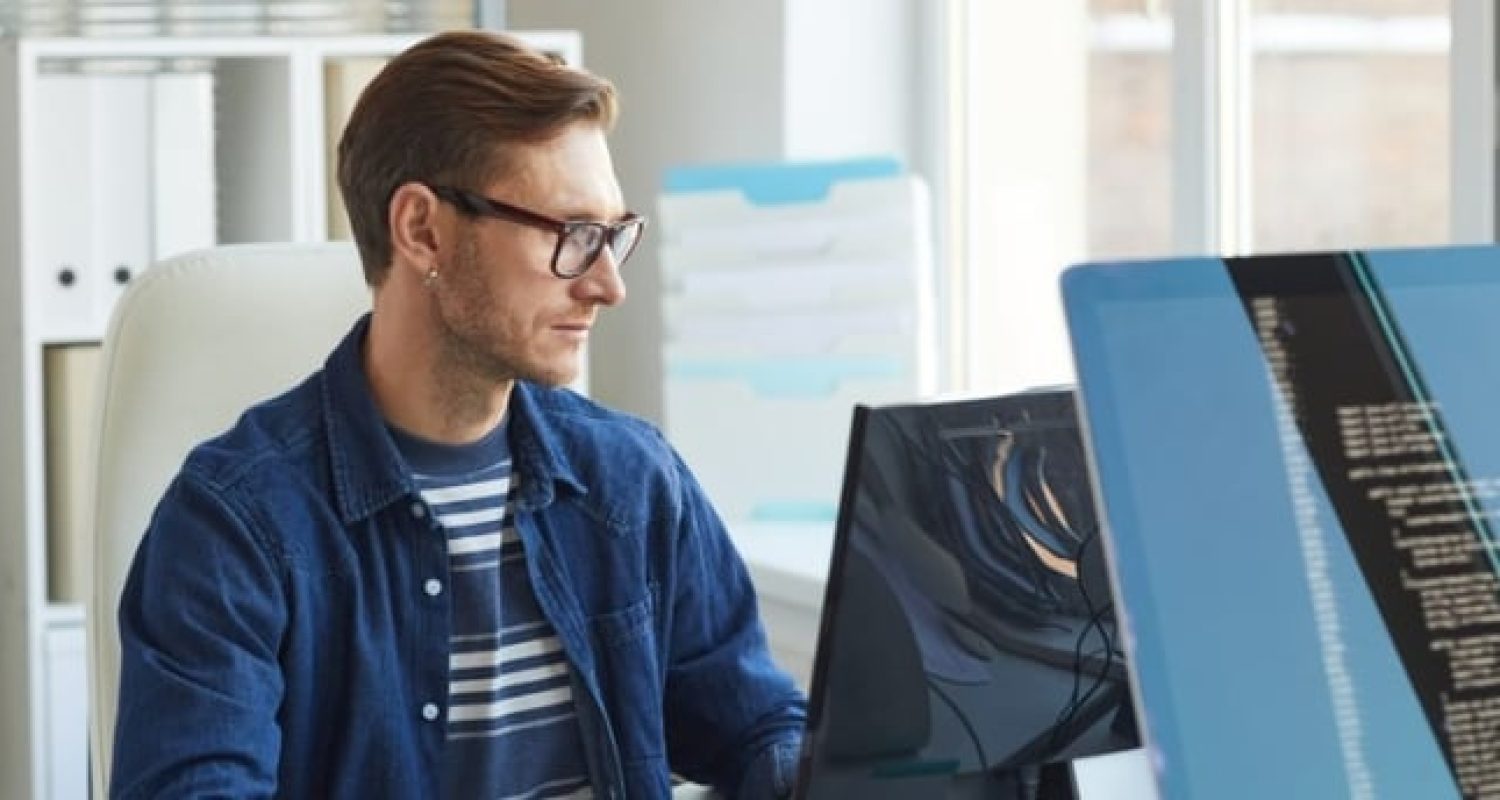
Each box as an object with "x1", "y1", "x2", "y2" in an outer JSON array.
[{"x1": 423, "y1": 269, "x2": 439, "y2": 288}]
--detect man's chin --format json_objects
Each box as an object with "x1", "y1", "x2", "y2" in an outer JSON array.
[{"x1": 518, "y1": 359, "x2": 581, "y2": 390}]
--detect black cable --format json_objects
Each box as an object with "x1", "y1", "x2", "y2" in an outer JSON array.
[
  {"x1": 875, "y1": 408, "x2": 1123, "y2": 764},
  {"x1": 926, "y1": 676, "x2": 988, "y2": 774},
  {"x1": 1070, "y1": 641, "x2": 1116, "y2": 726},
  {"x1": 1058, "y1": 526, "x2": 1103, "y2": 715},
  {"x1": 1071, "y1": 614, "x2": 1119, "y2": 715},
  {"x1": 1047, "y1": 626, "x2": 1101, "y2": 751},
  {"x1": 1071, "y1": 582, "x2": 1121, "y2": 723},
  {"x1": 1045, "y1": 520, "x2": 1125, "y2": 756},
  {"x1": 1047, "y1": 600, "x2": 1117, "y2": 754}
]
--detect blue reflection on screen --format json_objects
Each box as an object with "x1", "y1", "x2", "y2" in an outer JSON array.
[{"x1": 1064, "y1": 250, "x2": 1468, "y2": 800}]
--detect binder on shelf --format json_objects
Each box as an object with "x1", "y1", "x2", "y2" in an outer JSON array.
[
  {"x1": 44, "y1": 343, "x2": 100, "y2": 605},
  {"x1": 90, "y1": 74, "x2": 153, "y2": 325},
  {"x1": 150, "y1": 71, "x2": 218, "y2": 263},
  {"x1": 658, "y1": 157, "x2": 935, "y2": 527},
  {"x1": 31, "y1": 69, "x2": 218, "y2": 341},
  {"x1": 31, "y1": 74, "x2": 97, "y2": 341}
]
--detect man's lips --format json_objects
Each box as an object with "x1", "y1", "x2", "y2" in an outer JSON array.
[{"x1": 553, "y1": 322, "x2": 592, "y2": 340}]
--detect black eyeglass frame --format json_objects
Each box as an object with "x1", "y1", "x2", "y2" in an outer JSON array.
[{"x1": 424, "y1": 182, "x2": 647, "y2": 279}]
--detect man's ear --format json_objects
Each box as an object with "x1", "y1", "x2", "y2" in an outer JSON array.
[{"x1": 388, "y1": 182, "x2": 445, "y2": 280}]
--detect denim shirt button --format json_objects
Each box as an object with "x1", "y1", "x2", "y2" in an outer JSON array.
[
  {"x1": 423, "y1": 578, "x2": 442, "y2": 597},
  {"x1": 409, "y1": 501, "x2": 427, "y2": 519},
  {"x1": 421, "y1": 702, "x2": 440, "y2": 722}
]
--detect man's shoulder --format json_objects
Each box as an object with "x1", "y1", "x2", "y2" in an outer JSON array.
[
  {"x1": 178, "y1": 371, "x2": 327, "y2": 493},
  {"x1": 521, "y1": 383, "x2": 691, "y2": 499},
  {"x1": 525, "y1": 383, "x2": 670, "y2": 455}
]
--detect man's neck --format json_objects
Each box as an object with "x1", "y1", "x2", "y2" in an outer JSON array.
[{"x1": 364, "y1": 305, "x2": 512, "y2": 446}]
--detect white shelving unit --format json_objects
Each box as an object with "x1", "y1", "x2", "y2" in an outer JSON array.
[{"x1": 0, "y1": 30, "x2": 582, "y2": 799}]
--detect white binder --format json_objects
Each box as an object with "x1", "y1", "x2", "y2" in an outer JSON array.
[
  {"x1": 31, "y1": 75, "x2": 97, "y2": 341},
  {"x1": 30, "y1": 69, "x2": 218, "y2": 341},
  {"x1": 89, "y1": 74, "x2": 153, "y2": 327},
  {"x1": 150, "y1": 71, "x2": 218, "y2": 263}
]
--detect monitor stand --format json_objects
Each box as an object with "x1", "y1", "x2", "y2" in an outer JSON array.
[
  {"x1": 970, "y1": 763, "x2": 1078, "y2": 800},
  {"x1": 1036, "y1": 763, "x2": 1079, "y2": 800}
]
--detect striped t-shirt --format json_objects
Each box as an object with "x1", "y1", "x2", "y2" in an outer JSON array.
[{"x1": 389, "y1": 419, "x2": 593, "y2": 800}]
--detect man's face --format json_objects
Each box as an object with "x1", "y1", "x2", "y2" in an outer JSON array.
[{"x1": 431, "y1": 123, "x2": 628, "y2": 387}]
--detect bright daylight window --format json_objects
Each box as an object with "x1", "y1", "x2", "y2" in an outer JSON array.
[
  {"x1": 1251, "y1": 0, "x2": 1449, "y2": 251},
  {"x1": 946, "y1": 0, "x2": 1450, "y2": 394}
]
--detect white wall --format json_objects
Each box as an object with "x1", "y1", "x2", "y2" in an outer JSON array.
[
  {"x1": 506, "y1": 0, "x2": 919, "y2": 422},
  {"x1": 782, "y1": 0, "x2": 914, "y2": 161}
]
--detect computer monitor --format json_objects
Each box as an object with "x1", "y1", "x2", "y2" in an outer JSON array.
[
  {"x1": 1063, "y1": 246, "x2": 1500, "y2": 800},
  {"x1": 794, "y1": 389, "x2": 1140, "y2": 800}
]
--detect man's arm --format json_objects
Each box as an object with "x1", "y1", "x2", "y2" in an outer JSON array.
[
  {"x1": 661, "y1": 451, "x2": 807, "y2": 800},
  {"x1": 110, "y1": 472, "x2": 286, "y2": 799}
]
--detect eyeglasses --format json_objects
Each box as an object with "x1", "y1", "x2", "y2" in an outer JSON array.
[{"x1": 425, "y1": 183, "x2": 647, "y2": 279}]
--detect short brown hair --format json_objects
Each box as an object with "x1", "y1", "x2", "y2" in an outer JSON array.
[{"x1": 337, "y1": 30, "x2": 618, "y2": 285}]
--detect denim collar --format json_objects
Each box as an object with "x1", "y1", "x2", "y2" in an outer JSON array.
[{"x1": 320, "y1": 314, "x2": 586, "y2": 523}]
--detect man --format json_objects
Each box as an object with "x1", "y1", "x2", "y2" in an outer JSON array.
[{"x1": 111, "y1": 30, "x2": 806, "y2": 799}]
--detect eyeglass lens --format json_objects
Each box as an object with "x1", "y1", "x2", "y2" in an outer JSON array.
[{"x1": 556, "y1": 221, "x2": 643, "y2": 276}]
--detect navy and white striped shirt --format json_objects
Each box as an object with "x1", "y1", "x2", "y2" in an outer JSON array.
[{"x1": 390, "y1": 420, "x2": 593, "y2": 800}]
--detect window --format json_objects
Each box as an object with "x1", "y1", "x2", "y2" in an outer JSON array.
[
  {"x1": 1090, "y1": 1, "x2": 1173, "y2": 259},
  {"x1": 1251, "y1": 0, "x2": 1449, "y2": 251},
  {"x1": 945, "y1": 0, "x2": 1454, "y2": 393}
]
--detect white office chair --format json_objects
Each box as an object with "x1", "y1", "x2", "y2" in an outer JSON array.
[{"x1": 87, "y1": 242, "x2": 370, "y2": 796}]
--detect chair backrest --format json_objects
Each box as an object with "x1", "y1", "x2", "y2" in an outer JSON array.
[{"x1": 87, "y1": 242, "x2": 370, "y2": 795}]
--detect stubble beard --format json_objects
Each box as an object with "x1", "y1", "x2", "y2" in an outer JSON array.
[{"x1": 434, "y1": 232, "x2": 579, "y2": 390}]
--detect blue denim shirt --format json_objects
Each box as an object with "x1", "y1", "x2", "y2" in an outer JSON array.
[{"x1": 112, "y1": 316, "x2": 806, "y2": 799}]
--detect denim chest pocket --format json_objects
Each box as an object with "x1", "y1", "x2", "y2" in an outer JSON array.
[
  {"x1": 590, "y1": 589, "x2": 655, "y2": 647},
  {"x1": 588, "y1": 584, "x2": 665, "y2": 762}
]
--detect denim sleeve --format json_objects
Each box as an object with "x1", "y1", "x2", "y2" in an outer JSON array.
[
  {"x1": 660, "y1": 449, "x2": 807, "y2": 799},
  {"x1": 733, "y1": 739, "x2": 803, "y2": 800},
  {"x1": 110, "y1": 472, "x2": 286, "y2": 799}
]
